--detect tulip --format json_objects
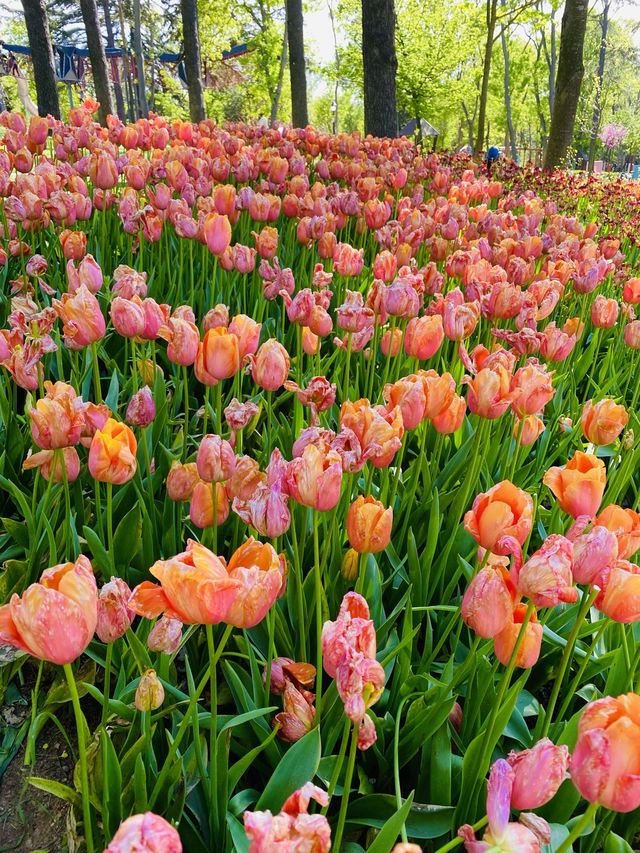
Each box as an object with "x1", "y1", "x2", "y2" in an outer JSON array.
[
  {"x1": 111, "y1": 296, "x2": 146, "y2": 338},
  {"x1": 625, "y1": 320, "x2": 640, "y2": 349},
  {"x1": 543, "y1": 451, "x2": 606, "y2": 518},
  {"x1": 404, "y1": 314, "x2": 444, "y2": 360},
  {"x1": 461, "y1": 566, "x2": 514, "y2": 638},
  {"x1": 22, "y1": 447, "x2": 81, "y2": 483},
  {"x1": 96, "y1": 577, "x2": 134, "y2": 643},
  {"x1": 493, "y1": 604, "x2": 542, "y2": 668},
  {"x1": 267, "y1": 657, "x2": 316, "y2": 695},
  {"x1": 514, "y1": 414, "x2": 545, "y2": 446},
  {"x1": 228, "y1": 314, "x2": 261, "y2": 358},
  {"x1": 570, "y1": 693, "x2": 640, "y2": 812},
  {"x1": 383, "y1": 375, "x2": 427, "y2": 430},
  {"x1": 88, "y1": 418, "x2": 137, "y2": 485},
  {"x1": 341, "y1": 548, "x2": 360, "y2": 582},
  {"x1": 346, "y1": 496, "x2": 393, "y2": 553},
  {"x1": 510, "y1": 362, "x2": 555, "y2": 418},
  {"x1": 275, "y1": 681, "x2": 316, "y2": 742},
  {"x1": 60, "y1": 228, "x2": 87, "y2": 260},
  {"x1": 29, "y1": 381, "x2": 85, "y2": 449},
  {"x1": 203, "y1": 212, "x2": 232, "y2": 255},
  {"x1": 166, "y1": 462, "x2": 200, "y2": 502},
  {"x1": 89, "y1": 150, "x2": 119, "y2": 190},
  {"x1": 158, "y1": 317, "x2": 199, "y2": 366},
  {"x1": 125, "y1": 387, "x2": 155, "y2": 428},
  {"x1": 244, "y1": 784, "x2": 331, "y2": 853},
  {"x1": 572, "y1": 525, "x2": 618, "y2": 584},
  {"x1": 465, "y1": 365, "x2": 512, "y2": 419},
  {"x1": 225, "y1": 538, "x2": 285, "y2": 628},
  {"x1": 515, "y1": 535, "x2": 577, "y2": 607},
  {"x1": 249, "y1": 339, "x2": 290, "y2": 391},
  {"x1": 391, "y1": 846, "x2": 422, "y2": 853},
  {"x1": 200, "y1": 327, "x2": 240, "y2": 381},
  {"x1": 54, "y1": 284, "x2": 105, "y2": 350},
  {"x1": 147, "y1": 615, "x2": 182, "y2": 654},
  {"x1": 380, "y1": 326, "x2": 404, "y2": 357},
  {"x1": 189, "y1": 481, "x2": 230, "y2": 528},
  {"x1": 624, "y1": 278, "x2": 640, "y2": 303},
  {"x1": 105, "y1": 812, "x2": 182, "y2": 853},
  {"x1": 0, "y1": 556, "x2": 97, "y2": 664},
  {"x1": 226, "y1": 455, "x2": 266, "y2": 501},
  {"x1": 591, "y1": 295, "x2": 619, "y2": 328},
  {"x1": 464, "y1": 481, "x2": 534, "y2": 555},
  {"x1": 432, "y1": 394, "x2": 466, "y2": 434},
  {"x1": 507, "y1": 739, "x2": 569, "y2": 810},
  {"x1": 197, "y1": 434, "x2": 236, "y2": 482},
  {"x1": 596, "y1": 504, "x2": 640, "y2": 560},
  {"x1": 129, "y1": 539, "x2": 241, "y2": 624},
  {"x1": 581, "y1": 399, "x2": 628, "y2": 446},
  {"x1": 340, "y1": 399, "x2": 404, "y2": 468},
  {"x1": 595, "y1": 559, "x2": 640, "y2": 623},
  {"x1": 135, "y1": 668, "x2": 165, "y2": 711},
  {"x1": 286, "y1": 444, "x2": 343, "y2": 512}
]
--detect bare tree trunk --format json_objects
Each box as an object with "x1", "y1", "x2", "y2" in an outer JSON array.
[
  {"x1": 327, "y1": 0, "x2": 340, "y2": 134},
  {"x1": 180, "y1": 0, "x2": 206, "y2": 122},
  {"x1": 79, "y1": 0, "x2": 115, "y2": 124},
  {"x1": 549, "y1": 17, "x2": 556, "y2": 116},
  {"x1": 474, "y1": 0, "x2": 498, "y2": 155},
  {"x1": 362, "y1": 0, "x2": 397, "y2": 138},
  {"x1": 461, "y1": 99, "x2": 477, "y2": 148},
  {"x1": 20, "y1": 0, "x2": 60, "y2": 118},
  {"x1": 116, "y1": 0, "x2": 136, "y2": 121},
  {"x1": 285, "y1": 0, "x2": 308, "y2": 127},
  {"x1": 587, "y1": 0, "x2": 610, "y2": 171},
  {"x1": 132, "y1": 0, "x2": 148, "y2": 117},
  {"x1": 270, "y1": 24, "x2": 288, "y2": 124},
  {"x1": 543, "y1": 0, "x2": 588, "y2": 170},
  {"x1": 500, "y1": 23, "x2": 517, "y2": 162},
  {"x1": 101, "y1": 0, "x2": 125, "y2": 120}
]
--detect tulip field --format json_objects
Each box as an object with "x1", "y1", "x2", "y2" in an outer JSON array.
[{"x1": 3, "y1": 103, "x2": 640, "y2": 853}]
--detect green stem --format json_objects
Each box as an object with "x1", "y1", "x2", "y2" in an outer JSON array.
[
  {"x1": 264, "y1": 606, "x2": 276, "y2": 706},
  {"x1": 64, "y1": 663, "x2": 94, "y2": 853},
  {"x1": 290, "y1": 516, "x2": 307, "y2": 661},
  {"x1": 106, "y1": 482, "x2": 114, "y2": 566},
  {"x1": 555, "y1": 802, "x2": 599, "y2": 853},
  {"x1": 91, "y1": 342, "x2": 102, "y2": 403},
  {"x1": 102, "y1": 641, "x2": 113, "y2": 727},
  {"x1": 206, "y1": 624, "x2": 219, "y2": 837},
  {"x1": 313, "y1": 514, "x2": 324, "y2": 724},
  {"x1": 322, "y1": 717, "x2": 351, "y2": 813},
  {"x1": 332, "y1": 722, "x2": 358, "y2": 852},
  {"x1": 182, "y1": 364, "x2": 189, "y2": 460}
]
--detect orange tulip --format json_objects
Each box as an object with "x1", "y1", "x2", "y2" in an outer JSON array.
[
  {"x1": 53, "y1": 284, "x2": 106, "y2": 350},
  {"x1": 464, "y1": 365, "x2": 512, "y2": 419},
  {"x1": 595, "y1": 559, "x2": 640, "y2": 623},
  {"x1": 0, "y1": 556, "x2": 97, "y2": 664},
  {"x1": 543, "y1": 451, "x2": 606, "y2": 518},
  {"x1": 286, "y1": 444, "x2": 343, "y2": 511},
  {"x1": 60, "y1": 228, "x2": 87, "y2": 260},
  {"x1": 404, "y1": 314, "x2": 444, "y2": 360},
  {"x1": 346, "y1": 496, "x2": 393, "y2": 553},
  {"x1": 464, "y1": 480, "x2": 533, "y2": 555},
  {"x1": 432, "y1": 394, "x2": 466, "y2": 434},
  {"x1": 339, "y1": 399, "x2": 404, "y2": 468},
  {"x1": 596, "y1": 504, "x2": 640, "y2": 560},
  {"x1": 129, "y1": 539, "x2": 241, "y2": 624},
  {"x1": 493, "y1": 604, "x2": 542, "y2": 668},
  {"x1": 419, "y1": 370, "x2": 456, "y2": 420},
  {"x1": 224, "y1": 538, "x2": 285, "y2": 628},
  {"x1": 29, "y1": 381, "x2": 85, "y2": 449},
  {"x1": 189, "y1": 481, "x2": 230, "y2": 528},
  {"x1": 581, "y1": 399, "x2": 628, "y2": 446},
  {"x1": 200, "y1": 327, "x2": 240, "y2": 381},
  {"x1": 88, "y1": 417, "x2": 137, "y2": 485}
]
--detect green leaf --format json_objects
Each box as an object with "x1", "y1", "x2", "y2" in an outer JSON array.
[
  {"x1": 105, "y1": 370, "x2": 120, "y2": 411},
  {"x1": 27, "y1": 776, "x2": 81, "y2": 808},
  {"x1": 255, "y1": 727, "x2": 321, "y2": 813},
  {"x1": 365, "y1": 792, "x2": 415, "y2": 852},
  {"x1": 347, "y1": 794, "x2": 453, "y2": 840},
  {"x1": 228, "y1": 726, "x2": 280, "y2": 792},
  {"x1": 83, "y1": 525, "x2": 112, "y2": 575},
  {"x1": 226, "y1": 813, "x2": 250, "y2": 853},
  {"x1": 112, "y1": 504, "x2": 142, "y2": 569},
  {"x1": 101, "y1": 727, "x2": 123, "y2": 835},
  {"x1": 604, "y1": 832, "x2": 634, "y2": 853},
  {"x1": 2, "y1": 517, "x2": 29, "y2": 548}
]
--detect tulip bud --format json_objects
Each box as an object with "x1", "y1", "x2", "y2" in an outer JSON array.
[
  {"x1": 126, "y1": 387, "x2": 156, "y2": 428},
  {"x1": 135, "y1": 669, "x2": 164, "y2": 711},
  {"x1": 346, "y1": 496, "x2": 393, "y2": 553},
  {"x1": 341, "y1": 548, "x2": 360, "y2": 582},
  {"x1": 506, "y1": 738, "x2": 569, "y2": 809},
  {"x1": 166, "y1": 461, "x2": 200, "y2": 502},
  {"x1": 147, "y1": 616, "x2": 182, "y2": 654},
  {"x1": 449, "y1": 701, "x2": 463, "y2": 732},
  {"x1": 196, "y1": 434, "x2": 236, "y2": 482},
  {"x1": 357, "y1": 714, "x2": 377, "y2": 751},
  {"x1": 96, "y1": 577, "x2": 134, "y2": 643}
]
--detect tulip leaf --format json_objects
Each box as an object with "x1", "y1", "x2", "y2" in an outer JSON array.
[
  {"x1": 112, "y1": 504, "x2": 142, "y2": 569},
  {"x1": 83, "y1": 524, "x2": 113, "y2": 576},
  {"x1": 27, "y1": 776, "x2": 81, "y2": 808},
  {"x1": 226, "y1": 812, "x2": 250, "y2": 853},
  {"x1": 363, "y1": 791, "x2": 414, "y2": 851},
  {"x1": 347, "y1": 793, "x2": 452, "y2": 840},
  {"x1": 604, "y1": 832, "x2": 634, "y2": 853},
  {"x1": 255, "y1": 727, "x2": 321, "y2": 813},
  {"x1": 105, "y1": 369, "x2": 119, "y2": 411}
]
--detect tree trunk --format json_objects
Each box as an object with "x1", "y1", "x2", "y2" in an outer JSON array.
[
  {"x1": 587, "y1": 0, "x2": 610, "y2": 171},
  {"x1": 132, "y1": 0, "x2": 148, "y2": 117},
  {"x1": 500, "y1": 24, "x2": 517, "y2": 162},
  {"x1": 79, "y1": 0, "x2": 115, "y2": 124},
  {"x1": 285, "y1": 0, "x2": 308, "y2": 127},
  {"x1": 116, "y1": 0, "x2": 136, "y2": 121},
  {"x1": 543, "y1": 0, "x2": 588, "y2": 170},
  {"x1": 101, "y1": 0, "x2": 125, "y2": 120},
  {"x1": 270, "y1": 24, "x2": 288, "y2": 124},
  {"x1": 180, "y1": 0, "x2": 206, "y2": 122},
  {"x1": 549, "y1": 17, "x2": 556, "y2": 116},
  {"x1": 461, "y1": 99, "x2": 477, "y2": 148},
  {"x1": 362, "y1": 0, "x2": 397, "y2": 138},
  {"x1": 20, "y1": 0, "x2": 60, "y2": 119},
  {"x1": 328, "y1": 0, "x2": 340, "y2": 134},
  {"x1": 474, "y1": 0, "x2": 498, "y2": 155}
]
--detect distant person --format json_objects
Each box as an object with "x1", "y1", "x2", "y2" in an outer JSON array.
[{"x1": 486, "y1": 145, "x2": 500, "y2": 174}]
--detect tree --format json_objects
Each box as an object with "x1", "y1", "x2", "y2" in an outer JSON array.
[
  {"x1": 79, "y1": 0, "x2": 115, "y2": 124},
  {"x1": 543, "y1": 0, "x2": 588, "y2": 169},
  {"x1": 21, "y1": 0, "x2": 60, "y2": 118},
  {"x1": 362, "y1": 0, "x2": 397, "y2": 137},
  {"x1": 285, "y1": 0, "x2": 308, "y2": 126},
  {"x1": 132, "y1": 0, "x2": 148, "y2": 117},
  {"x1": 100, "y1": 0, "x2": 126, "y2": 120},
  {"x1": 587, "y1": 0, "x2": 611, "y2": 170},
  {"x1": 180, "y1": 0, "x2": 206, "y2": 122}
]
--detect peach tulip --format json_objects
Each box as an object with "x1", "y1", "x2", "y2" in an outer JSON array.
[
  {"x1": 346, "y1": 496, "x2": 393, "y2": 553},
  {"x1": 507, "y1": 739, "x2": 569, "y2": 810},
  {"x1": 200, "y1": 327, "x2": 240, "y2": 381},
  {"x1": 581, "y1": 399, "x2": 628, "y2": 446},
  {"x1": 105, "y1": 812, "x2": 182, "y2": 853},
  {"x1": 595, "y1": 560, "x2": 640, "y2": 623},
  {"x1": 464, "y1": 481, "x2": 534, "y2": 555},
  {"x1": 29, "y1": 381, "x2": 85, "y2": 449},
  {"x1": 596, "y1": 504, "x2": 640, "y2": 560},
  {"x1": 249, "y1": 339, "x2": 290, "y2": 391},
  {"x1": 225, "y1": 538, "x2": 285, "y2": 628},
  {"x1": 493, "y1": 604, "x2": 542, "y2": 668},
  {"x1": 286, "y1": 444, "x2": 343, "y2": 511},
  {"x1": 543, "y1": 451, "x2": 606, "y2": 518},
  {"x1": 88, "y1": 418, "x2": 137, "y2": 485},
  {"x1": 54, "y1": 284, "x2": 105, "y2": 350}
]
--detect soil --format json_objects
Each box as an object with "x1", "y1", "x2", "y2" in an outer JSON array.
[{"x1": 0, "y1": 720, "x2": 72, "y2": 853}]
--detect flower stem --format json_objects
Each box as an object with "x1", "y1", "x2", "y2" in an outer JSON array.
[
  {"x1": 91, "y1": 342, "x2": 102, "y2": 403},
  {"x1": 313, "y1": 514, "x2": 324, "y2": 724},
  {"x1": 556, "y1": 802, "x2": 599, "y2": 853},
  {"x1": 332, "y1": 722, "x2": 358, "y2": 852},
  {"x1": 102, "y1": 641, "x2": 113, "y2": 727},
  {"x1": 63, "y1": 663, "x2": 94, "y2": 853}
]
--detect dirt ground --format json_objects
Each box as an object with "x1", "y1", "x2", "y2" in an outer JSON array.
[{"x1": 0, "y1": 723, "x2": 71, "y2": 853}]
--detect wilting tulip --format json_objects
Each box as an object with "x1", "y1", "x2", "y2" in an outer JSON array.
[
  {"x1": 572, "y1": 525, "x2": 618, "y2": 584},
  {"x1": 126, "y1": 387, "x2": 155, "y2": 428},
  {"x1": 244, "y1": 784, "x2": 331, "y2": 853},
  {"x1": 166, "y1": 461, "x2": 200, "y2": 502},
  {"x1": 23, "y1": 447, "x2": 81, "y2": 483},
  {"x1": 275, "y1": 681, "x2": 316, "y2": 742},
  {"x1": 340, "y1": 399, "x2": 404, "y2": 468},
  {"x1": 249, "y1": 339, "x2": 290, "y2": 391},
  {"x1": 54, "y1": 285, "x2": 105, "y2": 350},
  {"x1": 596, "y1": 504, "x2": 640, "y2": 560},
  {"x1": 147, "y1": 615, "x2": 182, "y2": 654},
  {"x1": 158, "y1": 317, "x2": 199, "y2": 366},
  {"x1": 494, "y1": 604, "x2": 542, "y2": 668},
  {"x1": 267, "y1": 657, "x2": 315, "y2": 695},
  {"x1": 88, "y1": 418, "x2": 137, "y2": 485},
  {"x1": 135, "y1": 668, "x2": 165, "y2": 711},
  {"x1": 543, "y1": 451, "x2": 606, "y2": 518},
  {"x1": 129, "y1": 539, "x2": 241, "y2": 624},
  {"x1": 464, "y1": 481, "x2": 533, "y2": 554},
  {"x1": 346, "y1": 496, "x2": 393, "y2": 553},
  {"x1": 461, "y1": 566, "x2": 514, "y2": 638},
  {"x1": 515, "y1": 535, "x2": 577, "y2": 607},
  {"x1": 570, "y1": 693, "x2": 640, "y2": 811},
  {"x1": 96, "y1": 577, "x2": 134, "y2": 643},
  {"x1": 404, "y1": 314, "x2": 444, "y2": 360},
  {"x1": 0, "y1": 556, "x2": 97, "y2": 664},
  {"x1": 189, "y1": 481, "x2": 230, "y2": 528},
  {"x1": 29, "y1": 381, "x2": 85, "y2": 449},
  {"x1": 581, "y1": 399, "x2": 628, "y2": 446},
  {"x1": 507, "y1": 739, "x2": 569, "y2": 809},
  {"x1": 286, "y1": 444, "x2": 342, "y2": 511},
  {"x1": 197, "y1": 435, "x2": 236, "y2": 483},
  {"x1": 105, "y1": 812, "x2": 182, "y2": 853}
]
